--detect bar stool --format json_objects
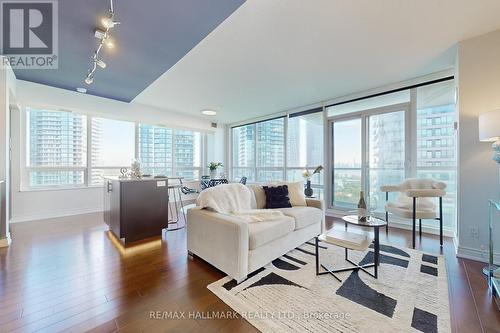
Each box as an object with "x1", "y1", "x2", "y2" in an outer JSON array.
[{"x1": 166, "y1": 178, "x2": 187, "y2": 231}]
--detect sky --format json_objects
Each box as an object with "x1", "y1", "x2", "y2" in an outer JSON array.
[
  {"x1": 333, "y1": 118, "x2": 361, "y2": 167},
  {"x1": 95, "y1": 118, "x2": 135, "y2": 166}
]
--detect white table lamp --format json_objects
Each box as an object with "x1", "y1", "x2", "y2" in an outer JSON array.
[
  {"x1": 479, "y1": 109, "x2": 500, "y2": 159},
  {"x1": 479, "y1": 109, "x2": 500, "y2": 276}
]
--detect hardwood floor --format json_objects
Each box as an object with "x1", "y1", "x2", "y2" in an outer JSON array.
[{"x1": 0, "y1": 213, "x2": 498, "y2": 333}]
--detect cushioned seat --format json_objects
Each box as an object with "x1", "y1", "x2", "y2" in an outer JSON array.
[
  {"x1": 248, "y1": 216, "x2": 295, "y2": 250},
  {"x1": 385, "y1": 201, "x2": 438, "y2": 219},
  {"x1": 381, "y1": 178, "x2": 446, "y2": 249},
  {"x1": 275, "y1": 206, "x2": 323, "y2": 230},
  {"x1": 319, "y1": 229, "x2": 372, "y2": 251}
]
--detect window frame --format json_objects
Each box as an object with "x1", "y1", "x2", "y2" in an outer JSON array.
[{"x1": 22, "y1": 107, "x2": 207, "y2": 191}]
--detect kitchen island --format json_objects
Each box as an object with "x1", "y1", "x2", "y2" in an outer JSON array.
[{"x1": 103, "y1": 176, "x2": 169, "y2": 245}]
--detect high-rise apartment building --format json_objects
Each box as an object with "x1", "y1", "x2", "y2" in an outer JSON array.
[
  {"x1": 138, "y1": 124, "x2": 173, "y2": 176},
  {"x1": 28, "y1": 109, "x2": 87, "y2": 187}
]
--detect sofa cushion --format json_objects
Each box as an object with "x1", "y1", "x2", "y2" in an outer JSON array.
[
  {"x1": 248, "y1": 216, "x2": 295, "y2": 250},
  {"x1": 275, "y1": 206, "x2": 323, "y2": 230},
  {"x1": 263, "y1": 185, "x2": 292, "y2": 209}
]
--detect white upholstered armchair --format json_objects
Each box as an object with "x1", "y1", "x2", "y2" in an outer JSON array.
[{"x1": 380, "y1": 178, "x2": 446, "y2": 249}]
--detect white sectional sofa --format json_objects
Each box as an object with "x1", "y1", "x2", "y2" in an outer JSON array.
[{"x1": 186, "y1": 183, "x2": 324, "y2": 282}]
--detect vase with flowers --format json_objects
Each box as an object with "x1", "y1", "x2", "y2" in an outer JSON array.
[
  {"x1": 208, "y1": 162, "x2": 223, "y2": 179},
  {"x1": 302, "y1": 165, "x2": 323, "y2": 197}
]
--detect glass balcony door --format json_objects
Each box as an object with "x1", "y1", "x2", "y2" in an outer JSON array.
[
  {"x1": 332, "y1": 117, "x2": 363, "y2": 207},
  {"x1": 331, "y1": 104, "x2": 409, "y2": 210},
  {"x1": 367, "y1": 110, "x2": 407, "y2": 213}
]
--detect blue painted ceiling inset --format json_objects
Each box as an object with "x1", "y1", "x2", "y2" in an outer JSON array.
[{"x1": 12, "y1": 0, "x2": 246, "y2": 102}]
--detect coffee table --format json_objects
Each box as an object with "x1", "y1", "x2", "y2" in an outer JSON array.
[{"x1": 315, "y1": 215, "x2": 387, "y2": 280}]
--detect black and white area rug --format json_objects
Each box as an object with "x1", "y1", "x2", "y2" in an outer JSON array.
[{"x1": 208, "y1": 240, "x2": 451, "y2": 333}]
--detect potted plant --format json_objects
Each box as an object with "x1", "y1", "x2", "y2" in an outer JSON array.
[
  {"x1": 302, "y1": 165, "x2": 323, "y2": 197},
  {"x1": 208, "y1": 162, "x2": 223, "y2": 179}
]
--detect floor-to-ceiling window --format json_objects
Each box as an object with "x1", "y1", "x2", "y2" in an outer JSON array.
[
  {"x1": 24, "y1": 108, "x2": 206, "y2": 189},
  {"x1": 231, "y1": 117, "x2": 287, "y2": 183},
  {"x1": 415, "y1": 80, "x2": 457, "y2": 229},
  {"x1": 231, "y1": 110, "x2": 324, "y2": 189},
  {"x1": 287, "y1": 109, "x2": 324, "y2": 197},
  {"x1": 326, "y1": 78, "x2": 457, "y2": 231}
]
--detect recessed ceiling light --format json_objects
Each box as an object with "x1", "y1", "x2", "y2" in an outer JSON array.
[
  {"x1": 201, "y1": 110, "x2": 217, "y2": 116},
  {"x1": 76, "y1": 87, "x2": 87, "y2": 93}
]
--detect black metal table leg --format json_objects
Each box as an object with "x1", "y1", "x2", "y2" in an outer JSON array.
[
  {"x1": 374, "y1": 227, "x2": 380, "y2": 278},
  {"x1": 385, "y1": 191, "x2": 389, "y2": 234},
  {"x1": 439, "y1": 196, "x2": 443, "y2": 247},
  {"x1": 315, "y1": 236, "x2": 319, "y2": 276},
  {"x1": 412, "y1": 197, "x2": 416, "y2": 249}
]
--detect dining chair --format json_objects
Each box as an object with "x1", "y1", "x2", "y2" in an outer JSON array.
[{"x1": 381, "y1": 178, "x2": 446, "y2": 248}]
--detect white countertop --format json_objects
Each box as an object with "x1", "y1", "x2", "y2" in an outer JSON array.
[{"x1": 103, "y1": 176, "x2": 171, "y2": 182}]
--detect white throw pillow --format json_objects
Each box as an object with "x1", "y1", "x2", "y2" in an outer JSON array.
[{"x1": 247, "y1": 184, "x2": 267, "y2": 209}]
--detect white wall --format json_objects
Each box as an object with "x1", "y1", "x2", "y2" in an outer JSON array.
[
  {"x1": 457, "y1": 28, "x2": 500, "y2": 262},
  {"x1": 10, "y1": 81, "x2": 223, "y2": 223}
]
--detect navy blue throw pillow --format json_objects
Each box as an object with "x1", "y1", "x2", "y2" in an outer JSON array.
[{"x1": 262, "y1": 185, "x2": 292, "y2": 209}]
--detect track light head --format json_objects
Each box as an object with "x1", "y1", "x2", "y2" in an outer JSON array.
[
  {"x1": 96, "y1": 59, "x2": 106, "y2": 69},
  {"x1": 101, "y1": 16, "x2": 114, "y2": 29},
  {"x1": 84, "y1": 74, "x2": 94, "y2": 85},
  {"x1": 104, "y1": 37, "x2": 115, "y2": 49},
  {"x1": 101, "y1": 16, "x2": 120, "y2": 29}
]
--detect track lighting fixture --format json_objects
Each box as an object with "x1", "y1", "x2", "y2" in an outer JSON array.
[{"x1": 83, "y1": 0, "x2": 119, "y2": 85}]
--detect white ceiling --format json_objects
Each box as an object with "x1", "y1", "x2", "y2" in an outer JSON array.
[{"x1": 133, "y1": 0, "x2": 500, "y2": 124}]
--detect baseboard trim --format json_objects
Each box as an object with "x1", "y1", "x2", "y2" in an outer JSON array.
[
  {"x1": 10, "y1": 208, "x2": 102, "y2": 224},
  {"x1": 10, "y1": 200, "x2": 195, "y2": 224},
  {"x1": 326, "y1": 209, "x2": 455, "y2": 238},
  {"x1": 456, "y1": 245, "x2": 500, "y2": 265},
  {"x1": 0, "y1": 232, "x2": 11, "y2": 247}
]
